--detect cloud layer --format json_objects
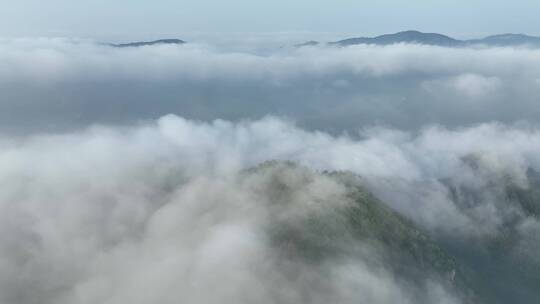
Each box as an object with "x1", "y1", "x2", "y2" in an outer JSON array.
[
  {"x1": 1, "y1": 115, "x2": 540, "y2": 303},
  {"x1": 2, "y1": 38, "x2": 540, "y2": 302},
  {"x1": 2, "y1": 39, "x2": 540, "y2": 133}
]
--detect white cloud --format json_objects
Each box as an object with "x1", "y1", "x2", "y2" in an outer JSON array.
[
  {"x1": 1, "y1": 40, "x2": 540, "y2": 132},
  {"x1": 0, "y1": 115, "x2": 540, "y2": 303},
  {"x1": 1, "y1": 38, "x2": 540, "y2": 302},
  {"x1": 423, "y1": 73, "x2": 501, "y2": 99}
]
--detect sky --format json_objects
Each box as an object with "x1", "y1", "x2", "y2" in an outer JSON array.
[{"x1": 1, "y1": 0, "x2": 540, "y2": 42}]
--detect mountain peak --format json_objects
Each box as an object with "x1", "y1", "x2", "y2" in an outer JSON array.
[
  {"x1": 330, "y1": 30, "x2": 460, "y2": 47},
  {"x1": 323, "y1": 31, "x2": 540, "y2": 48},
  {"x1": 111, "y1": 39, "x2": 186, "y2": 48},
  {"x1": 294, "y1": 40, "x2": 320, "y2": 48}
]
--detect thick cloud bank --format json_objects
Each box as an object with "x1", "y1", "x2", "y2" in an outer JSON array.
[
  {"x1": 1, "y1": 115, "x2": 540, "y2": 303},
  {"x1": 2, "y1": 39, "x2": 540, "y2": 133},
  {"x1": 2, "y1": 37, "x2": 540, "y2": 303}
]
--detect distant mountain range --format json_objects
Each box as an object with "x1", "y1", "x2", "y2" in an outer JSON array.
[
  {"x1": 109, "y1": 39, "x2": 186, "y2": 48},
  {"x1": 104, "y1": 31, "x2": 540, "y2": 49},
  {"x1": 298, "y1": 30, "x2": 540, "y2": 48}
]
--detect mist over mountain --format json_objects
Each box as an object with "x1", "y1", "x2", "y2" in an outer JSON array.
[
  {"x1": 1, "y1": 116, "x2": 540, "y2": 303},
  {"x1": 2, "y1": 38, "x2": 540, "y2": 135},
  {"x1": 2, "y1": 29, "x2": 540, "y2": 303}
]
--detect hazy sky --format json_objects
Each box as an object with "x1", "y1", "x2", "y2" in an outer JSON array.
[{"x1": 1, "y1": 0, "x2": 540, "y2": 42}]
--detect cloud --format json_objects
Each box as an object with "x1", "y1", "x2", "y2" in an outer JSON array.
[
  {"x1": 422, "y1": 73, "x2": 501, "y2": 99},
  {"x1": 1, "y1": 115, "x2": 540, "y2": 302},
  {"x1": 449, "y1": 74, "x2": 501, "y2": 98},
  {"x1": 2, "y1": 37, "x2": 540, "y2": 302},
  {"x1": 0, "y1": 117, "x2": 459, "y2": 304},
  {"x1": 1, "y1": 40, "x2": 540, "y2": 133}
]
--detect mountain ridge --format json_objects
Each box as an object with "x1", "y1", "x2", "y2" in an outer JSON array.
[
  {"x1": 299, "y1": 30, "x2": 540, "y2": 48},
  {"x1": 246, "y1": 160, "x2": 540, "y2": 304},
  {"x1": 109, "y1": 39, "x2": 186, "y2": 48}
]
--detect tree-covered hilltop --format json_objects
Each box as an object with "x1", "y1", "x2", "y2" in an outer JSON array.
[
  {"x1": 242, "y1": 161, "x2": 475, "y2": 303},
  {"x1": 242, "y1": 159, "x2": 540, "y2": 304}
]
